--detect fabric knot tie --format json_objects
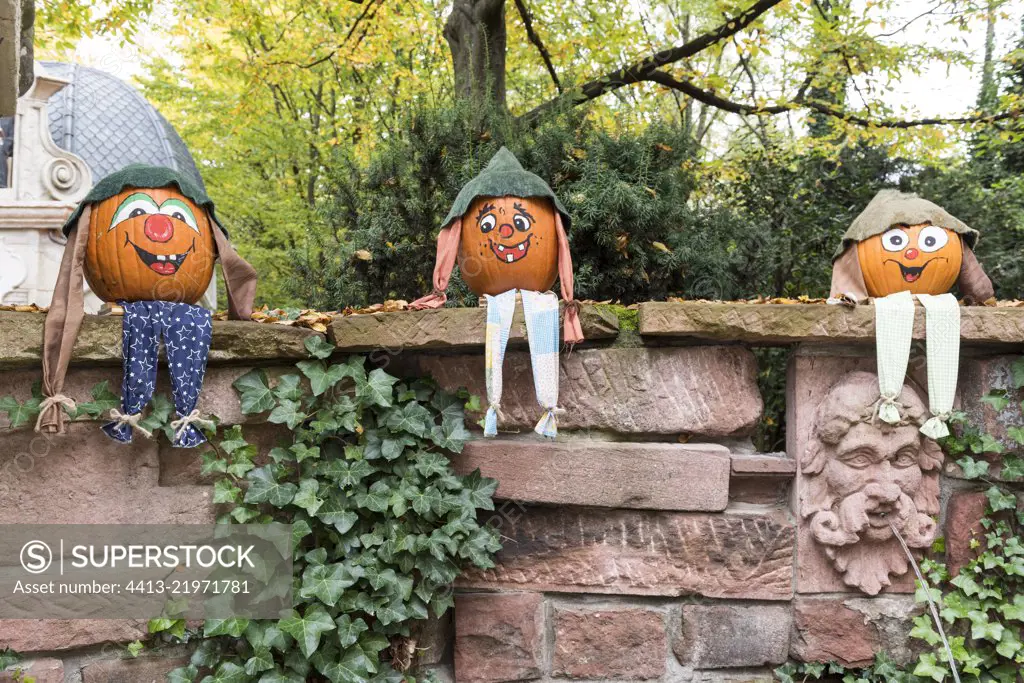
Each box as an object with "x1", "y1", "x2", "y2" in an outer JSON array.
[
  {"x1": 920, "y1": 412, "x2": 952, "y2": 440},
  {"x1": 563, "y1": 300, "x2": 581, "y2": 316},
  {"x1": 873, "y1": 394, "x2": 904, "y2": 425},
  {"x1": 170, "y1": 409, "x2": 214, "y2": 441},
  {"x1": 534, "y1": 406, "x2": 565, "y2": 439},
  {"x1": 109, "y1": 409, "x2": 153, "y2": 438},
  {"x1": 483, "y1": 403, "x2": 506, "y2": 438},
  {"x1": 34, "y1": 394, "x2": 77, "y2": 432}
]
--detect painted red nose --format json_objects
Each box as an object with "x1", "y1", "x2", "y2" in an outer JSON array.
[
  {"x1": 903, "y1": 248, "x2": 919, "y2": 260},
  {"x1": 144, "y1": 214, "x2": 174, "y2": 243},
  {"x1": 499, "y1": 223, "x2": 514, "y2": 239}
]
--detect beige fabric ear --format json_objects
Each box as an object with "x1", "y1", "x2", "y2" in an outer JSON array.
[
  {"x1": 829, "y1": 246, "x2": 869, "y2": 303},
  {"x1": 38, "y1": 207, "x2": 91, "y2": 434},
  {"x1": 957, "y1": 244, "x2": 995, "y2": 305},
  {"x1": 212, "y1": 226, "x2": 258, "y2": 320},
  {"x1": 410, "y1": 218, "x2": 463, "y2": 310}
]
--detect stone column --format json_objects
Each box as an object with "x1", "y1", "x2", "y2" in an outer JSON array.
[{"x1": 0, "y1": 0, "x2": 20, "y2": 117}]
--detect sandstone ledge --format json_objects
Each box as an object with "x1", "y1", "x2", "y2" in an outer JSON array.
[
  {"x1": 0, "y1": 311, "x2": 323, "y2": 368},
  {"x1": 639, "y1": 301, "x2": 1024, "y2": 346},
  {"x1": 328, "y1": 303, "x2": 619, "y2": 352}
]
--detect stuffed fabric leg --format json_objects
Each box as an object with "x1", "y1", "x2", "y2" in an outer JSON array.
[
  {"x1": 917, "y1": 293, "x2": 960, "y2": 439},
  {"x1": 483, "y1": 290, "x2": 517, "y2": 437},
  {"x1": 521, "y1": 290, "x2": 561, "y2": 438},
  {"x1": 873, "y1": 291, "x2": 915, "y2": 424},
  {"x1": 104, "y1": 301, "x2": 213, "y2": 447}
]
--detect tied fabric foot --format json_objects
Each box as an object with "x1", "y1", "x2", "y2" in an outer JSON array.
[
  {"x1": 170, "y1": 409, "x2": 214, "y2": 448},
  {"x1": 534, "y1": 407, "x2": 563, "y2": 439},
  {"x1": 102, "y1": 409, "x2": 152, "y2": 443}
]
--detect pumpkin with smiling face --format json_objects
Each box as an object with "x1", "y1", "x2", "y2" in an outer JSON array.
[
  {"x1": 857, "y1": 222, "x2": 963, "y2": 297},
  {"x1": 84, "y1": 186, "x2": 216, "y2": 304},
  {"x1": 459, "y1": 195, "x2": 558, "y2": 296}
]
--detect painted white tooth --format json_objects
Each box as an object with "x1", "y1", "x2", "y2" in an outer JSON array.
[
  {"x1": 497, "y1": 245, "x2": 505, "y2": 251},
  {"x1": 157, "y1": 255, "x2": 167, "y2": 262},
  {"x1": 518, "y1": 244, "x2": 525, "y2": 251},
  {"x1": 506, "y1": 254, "x2": 514, "y2": 263}
]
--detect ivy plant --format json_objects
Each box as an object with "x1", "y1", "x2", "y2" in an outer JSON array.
[{"x1": 152, "y1": 336, "x2": 501, "y2": 682}]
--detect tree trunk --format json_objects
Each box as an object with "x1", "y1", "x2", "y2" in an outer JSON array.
[
  {"x1": 977, "y1": 0, "x2": 998, "y2": 112},
  {"x1": 444, "y1": 0, "x2": 506, "y2": 111}
]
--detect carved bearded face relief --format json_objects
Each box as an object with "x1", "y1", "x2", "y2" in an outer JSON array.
[{"x1": 801, "y1": 371, "x2": 944, "y2": 595}]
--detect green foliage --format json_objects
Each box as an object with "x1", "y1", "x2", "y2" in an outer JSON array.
[{"x1": 161, "y1": 338, "x2": 500, "y2": 681}]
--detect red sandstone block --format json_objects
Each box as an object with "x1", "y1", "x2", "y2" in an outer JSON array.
[
  {"x1": 82, "y1": 656, "x2": 190, "y2": 683},
  {"x1": 454, "y1": 592, "x2": 544, "y2": 683},
  {"x1": 552, "y1": 607, "x2": 666, "y2": 679},
  {"x1": 0, "y1": 658, "x2": 63, "y2": 683},
  {"x1": 791, "y1": 596, "x2": 924, "y2": 668},
  {"x1": 945, "y1": 490, "x2": 988, "y2": 576},
  {"x1": 673, "y1": 603, "x2": 791, "y2": 668},
  {"x1": 0, "y1": 619, "x2": 147, "y2": 652},
  {"x1": 451, "y1": 440, "x2": 730, "y2": 511}
]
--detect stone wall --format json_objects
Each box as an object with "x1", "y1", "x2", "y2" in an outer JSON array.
[{"x1": 0, "y1": 302, "x2": 1019, "y2": 682}]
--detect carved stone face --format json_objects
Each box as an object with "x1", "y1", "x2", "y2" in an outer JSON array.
[{"x1": 801, "y1": 371, "x2": 943, "y2": 595}]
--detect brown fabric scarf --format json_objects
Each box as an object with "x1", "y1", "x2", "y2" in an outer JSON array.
[{"x1": 37, "y1": 210, "x2": 258, "y2": 434}]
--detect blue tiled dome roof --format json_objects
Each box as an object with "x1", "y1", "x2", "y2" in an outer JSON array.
[{"x1": 41, "y1": 61, "x2": 205, "y2": 191}]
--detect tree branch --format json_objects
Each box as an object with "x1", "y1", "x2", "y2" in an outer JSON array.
[
  {"x1": 512, "y1": 0, "x2": 561, "y2": 93},
  {"x1": 645, "y1": 70, "x2": 1022, "y2": 129},
  {"x1": 519, "y1": 0, "x2": 784, "y2": 123}
]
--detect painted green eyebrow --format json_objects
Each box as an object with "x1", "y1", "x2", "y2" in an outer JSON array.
[{"x1": 109, "y1": 192, "x2": 159, "y2": 230}]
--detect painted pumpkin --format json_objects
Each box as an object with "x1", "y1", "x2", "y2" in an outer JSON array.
[
  {"x1": 84, "y1": 186, "x2": 216, "y2": 304},
  {"x1": 458, "y1": 195, "x2": 558, "y2": 296},
  {"x1": 856, "y1": 222, "x2": 963, "y2": 297}
]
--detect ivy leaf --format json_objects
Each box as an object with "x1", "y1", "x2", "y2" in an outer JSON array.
[
  {"x1": 245, "y1": 466, "x2": 298, "y2": 507},
  {"x1": 909, "y1": 614, "x2": 941, "y2": 646},
  {"x1": 203, "y1": 661, "x2": 248, "y2": 683},
  {"x1": 204, "y1": 618, "x2": 250, "y2": 638},
  {"x1": 985, "y1": 485, "x2": 1018, "y2": 512},
  {"x1": 245, "y1": 647, "x2": 275, "y2": 676},
  {"x1": 998, "y1": 594, "x2": 1024, "y2": 621},
  {"x1": 334, "y1": 615, "x2": 369, "y2": 648},
  {"x1": 311, "y1": 645, "x2": 375, "y2": 683},
  {"x1": 968, "y1": 608, "x2": 1004, "y2": 642},
  {"x1": 268, "y1": 399, "x2": 306, "y2": 429},
  {"x1": 291, "y1": 443, "x2": 320, "y2": 463},
  {"x1": 412, "y1": 451, "x2": 450, "y2": 479},
  {"x1": 304, "y1": 335, "x2": 336, "y2": 360},
  {"x1": 356, "y1": 481, "x2": 391, "y2": 513},
  {"x1": 273, "y1": 374, "x2": 305, "y2": 402},
  {"x1": 299, "y1": 562, "x2": 363, "y2": 606},
  {"x1": 410, "y1": 486, "x2": 444, "y2": 517},
  {"x1": 981, "y1": 390, "x2": 1010, "y2": 413},
  {"x1": 297, "y1": 360, "x2": 348, "y2": 397},
  {"x1": 461, "y1": 469, "x2": 498, "y2": 511},
  {"x1": 316, "y1": 494, "x2": 360, "y2": 534},
  {"x1": 291, "y1": 519, "x2": 313, "y2": 551},
  {"x1": 293, "y1": 478, "x2": 324, "y2": 516},
  {"x1": 913, "y1": 653, "x2": 948, "y2": 682},
  {"x1": 1, "y1": 395, "x2": 41, "y2": 429},
  {"x1": 279, "y1": 606, "x2": 337, "y2": 658},
  {"x1": 385, "y1": 401, "x2": 433, "y2": 437},
  {"x1": 358, "y1": 368, "x2": 399, "y2": 408},
  {"x1": 167, "y1": 665, "x2": 199, "y2": 683},
  {"x1": 233, "y1": 369, "x2": 276, "y2": 414},
  {"x1": 1011, "y1": 357, "x2": 1024, "y2": 389},
  {"x1": 996, "y1": 626, "x2": 1022, "y2": 658},
  {"x1": 213, "y1": 479, "x2": 241, "y2": 504},
  {"x1": 257, "y1": 669, "x2": 304, "y2": 683},
  {"x1": 956, "y1": 456, "x2": 990, "y2": 479},
  {"x1": 73, "y1": 380, "x2": 119, "y2": 419}
]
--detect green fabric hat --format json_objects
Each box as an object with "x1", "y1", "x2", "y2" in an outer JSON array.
[
  {"x1": 833, "y1": 189, "x2": 977, "y2": 260},
  {"x1": 61, "y1": 164, "x2": 226, "y2": 237},
  {"x1": 441, "y1": 147, "x2": 570, "y2": 230}
]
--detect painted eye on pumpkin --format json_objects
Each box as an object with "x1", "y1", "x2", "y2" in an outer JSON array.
[
  {"x1": 158, "y1": 198, "x2": 200, "y2": 233},
  {"x1": 109, "y1": 192, "x2": 159, "y2": 230},
  {"x1": 479, "y1": 214, "x2": 497, "y2": 233},
  {"x1": 513, "y1": 214, "x2": 532, "y2": 232},
  {"x1": 880, "y1": 228, "x2": 910, "y2": 252},
  {"x1": 918, "y1": 226, "x2": 949, "y2": 253}
]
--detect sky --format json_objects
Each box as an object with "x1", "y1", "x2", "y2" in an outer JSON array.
[{"x1": 59, "y1": 0, "x2": 1024, "y2": 125}]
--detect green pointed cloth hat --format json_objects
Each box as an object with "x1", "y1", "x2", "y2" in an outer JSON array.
[
  {"x1": 834, "y1": 189, "x2": 977, "y2": 260},
  {"x1": 442, "y1": 147, "x2": 570, "y2": 230},
  {"x1": 61, "y1": 164, "x2": 226, "y2": 237}
]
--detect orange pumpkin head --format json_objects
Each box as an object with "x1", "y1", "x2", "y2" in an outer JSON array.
[
  {"x1": 84, "y1": 186, "x2": 216, "y2": 304},
  {"x1": 856, "y1": 223, "x2": 963, "y2": 297},
  {"x1": 458, "y1": 195, "x2": 559, "y2": 296}
]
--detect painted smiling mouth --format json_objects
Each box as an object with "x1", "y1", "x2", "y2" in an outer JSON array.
[
  {"x1": 126, "y1": 236, "x2": 195, "y2": 275},
  {"x1": 886, "y1": 258, "x2": 944, "y2": 283},
  {"x1": 489, "y1": 234, "x2": 532, "y2": 263}
]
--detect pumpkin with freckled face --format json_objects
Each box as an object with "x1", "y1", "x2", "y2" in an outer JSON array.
[
  {"x1": 857, "y1": 222, "x2": 963, "y2": 297},
  {"x1": 84, "y1": 187, "x2": 216, "y2": 304},
  {"x1": 459, "y1": 195, "x2": 558, "y2": 296}
]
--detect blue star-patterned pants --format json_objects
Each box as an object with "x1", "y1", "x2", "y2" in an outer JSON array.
[{"x1": 102, "y1": 300, "x2": 213, "y2": 448}]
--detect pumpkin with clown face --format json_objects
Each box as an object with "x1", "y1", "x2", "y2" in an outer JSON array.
[
  {"x1": 830, "y1": 190, "x2": 994, "y2": 304},
  {"x1": 85, "y1": 186, "x2": 216, "y2": 304}
]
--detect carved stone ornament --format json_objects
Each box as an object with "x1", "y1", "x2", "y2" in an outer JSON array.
[{"x1": 800, "y1": 370, "x2": 944, "y2": 595}]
